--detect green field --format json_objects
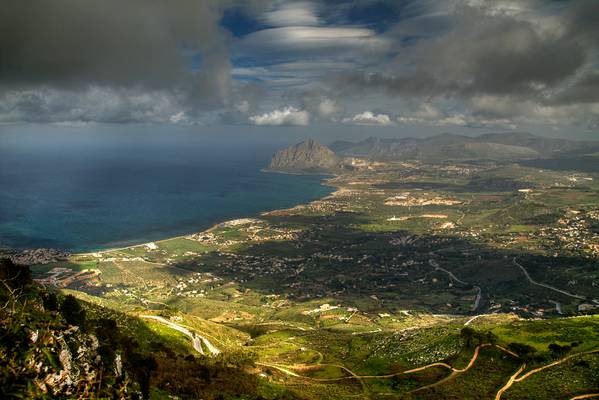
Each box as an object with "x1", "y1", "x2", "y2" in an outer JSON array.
[{"x1": 23, "y1": 158, "x2": 599, "y2": 399}]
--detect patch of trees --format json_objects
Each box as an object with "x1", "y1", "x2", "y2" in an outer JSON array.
[
  {"x1": 60, "y1": 294, "x2": 86, "y2": 326},
  {"x1": 507, "y1": 342, "x2": 537, "y2": 360},
  {"x1": 548, "y1": 341, "x2": 579, "y2": 357},
  {"x1": 151, "y1": 351, "x2": 301, "y2": 400},
  {"x1": 0, "y1": 258, "x2": 32, "y2": 290},
  {"x1": 459, "y1": 327, "x2": 584, "y2": 363},
  {"x1": 460, "y1": 327, "x2": 497, "y2": 347}
]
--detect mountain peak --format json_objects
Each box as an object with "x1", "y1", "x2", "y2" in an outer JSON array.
[{"x1": 267, "y1": 139, "x2": 341, "y2": 174}]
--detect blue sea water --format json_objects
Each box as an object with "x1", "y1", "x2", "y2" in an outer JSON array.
[{"x1": 0, "y1": 127, "x2": 332, "y2": 252}]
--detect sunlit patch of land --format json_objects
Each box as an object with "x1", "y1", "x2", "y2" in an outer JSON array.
[{"x1": 25, "y1": 158, "x2": 599, "y2": 399}]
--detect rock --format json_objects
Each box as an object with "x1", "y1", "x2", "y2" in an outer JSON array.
[{"x1": 266, "y1": 139, "x2": 342, "y2": 174}]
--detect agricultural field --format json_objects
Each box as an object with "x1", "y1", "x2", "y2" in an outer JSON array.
[{"x1": 27, "y1": 159, "x2": 599, "y2": 398}]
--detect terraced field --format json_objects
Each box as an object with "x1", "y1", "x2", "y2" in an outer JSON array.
[{"x1": 27, "y1": 159, "x2": 599, "y2": 398}]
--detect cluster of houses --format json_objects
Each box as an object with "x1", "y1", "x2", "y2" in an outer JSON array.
[
  {"x1": 384, "y1": 193, "x2": 463, "y2": 207},
  {"x1": 537, "y1": 209, "x2": 599, "y2": 256},
  {"x1": 187, "y1": 218, "x2": 300, "y2": 247}
]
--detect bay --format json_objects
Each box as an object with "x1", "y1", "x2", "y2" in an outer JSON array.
[{"x1": 0, "y1": 127, "x2": 331, "y2": 252}]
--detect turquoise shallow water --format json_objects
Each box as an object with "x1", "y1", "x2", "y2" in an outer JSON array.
[{"x1": 0, "y1": 129, "x2": 332, "y2": 252}]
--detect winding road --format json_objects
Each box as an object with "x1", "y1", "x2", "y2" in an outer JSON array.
[
  {"x1": 495, "y1": 363, "x2": 527, "y2": 400},
  {"x1": 258, "y1": 344, "x2": 512, "y2": 384},
  {"x1": 259, "y1": 342, "x2": 598, "y2": 400},
  {"x1": 495, "y1": 349, "x2": 599, "y2": 400},
  {"x1": 142, "y1": 315, "x2": 221, "y2": 356},
  {"x1": 464, "y1": 314, "x2": 483, "y2": 326},
  {"x1": 512, "y1": 258, "x2": 585, "y2": 300},
  {"x1": 429, "y1": 259, "x2": 482, "y2": 311}
]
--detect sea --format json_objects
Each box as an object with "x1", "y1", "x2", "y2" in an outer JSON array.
[{"x1": 0, "y1": 127, "x2": 332, "y2": 252}]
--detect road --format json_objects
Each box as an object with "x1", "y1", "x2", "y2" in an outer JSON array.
[
  {"x1": 142, "y1": 315, "x2": 220, "y2": 356},
  {"x1": 512, "y1": 258, "x2": 585, "y2": 300},
  {"x1": 429, "y1": 259, "x2": 482, "y2": 311},
  {"x1": 549, "y1": 300, "x2": 563, "y2": 314},
  {"x1": 495, "y1": 349, "x2": 599, "y2": 400},
  {"x1": 258, "y1": 335, "x2": 597, "y2": 399},
  {"x1": 259, "y1": 344, "x2": 517, "y2": 385},
  {"x1": 495, "y1": 363, "x2": 527, "y2": 400},
  {"x1": 409, "y1": 344, "x2": 510, "y2": 393},
  {"x1": 513, "y1": 349, "x2": 599, "y2": 383},
  {"x1": 464, "y1": 314, "x2": 483, "y2": 326}
]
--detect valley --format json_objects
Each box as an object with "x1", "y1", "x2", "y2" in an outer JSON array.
[{"x1": 21, "y1": 148, "x2": 599, "y2": 399}]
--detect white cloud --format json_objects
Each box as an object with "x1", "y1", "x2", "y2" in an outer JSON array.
[
  {"x1": 249, "y1": 106, "x2": 310, "y2": 126},
  {"x1": 343, "y1": 111, "x2": 392, "y2": 126},
  {"x1": 235, "y1": 100, "x2": 250, "y2": 114},
  {"x1": 169, "y1": 111, "x2": 188, "y2": 124},
  {"x1": 262, "y1": 2, "x2": 321, "y2": 27},
  {"x1": 437, "y1": 114, "x2": 469, "y2": 126},
  {"x1": 397, "y1": 103, "x2": 518, "y2": 129},
  {"x1": 234, "y1": 26, "x2": 390, "y2": 61},
  {"x1": 469, "y1": 94, "x2": 599, "y2": 127},
  {"x1": 397, "y1": 104, "x2": 442, "y2": 123},
  {"x1": 318, "y1": 98, "x2": 339, "y2": 117},
  {"x1": 0, "y1": 86, "x2": 190, "y2": 124}
]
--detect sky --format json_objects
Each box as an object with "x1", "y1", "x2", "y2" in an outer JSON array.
[{"x1": 0, "y1": 0, "x2": 598, "y2": 140}]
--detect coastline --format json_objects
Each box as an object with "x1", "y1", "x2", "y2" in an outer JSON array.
[
  {"x1": 1, "y1": 169, "x2": 338, "y2": 257},
  {"x1": 260, "y1": 167, "x2": 337, "y2": 177},
  {"x1": 77, "y1": 172, "x2": 340, "y2": 256}
]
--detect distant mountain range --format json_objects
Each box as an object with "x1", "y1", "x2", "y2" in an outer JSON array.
[
  {"x1": 267, "y1": 133, "x2": 599, "y2": 173},
  {"x1": 330, "y1": 132, "x2": 598, "y2": 162}
]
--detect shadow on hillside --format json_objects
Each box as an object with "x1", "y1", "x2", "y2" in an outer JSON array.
[
  {"x1": 521, "y1": 155, "x2": 599, "y2": 173},
  {"x1": 168, "y1": 216, "x2": 597, "y2": 315},
  {"x1": 374, "y1": 177, "x2": 538, "y2": 193}
]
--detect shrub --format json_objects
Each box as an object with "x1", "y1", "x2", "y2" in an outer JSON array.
[
  {"x1": 507, "y1": 342, "x2": 536, "y2": 359},
  {"x1": 0, "y1": 258, "x2": 32, "y2": 290},
  {"x1": 60, "y1": 294, "x2": 86, "y2": 327}
]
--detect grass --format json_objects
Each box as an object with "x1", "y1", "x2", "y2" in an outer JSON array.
[
  {"x1": 408, "y1": 346, "x2": 520, "y2": 400},
  {"x1": 32, "y1": 157, "x2": 599, "y2": 399},
  {"x1": 503, "y1": 352, "x2": 599, "y2": 400},
  {"x1": 143, "y1": 320, "x2": 194, "y2": 355},
  {"x1": 491, "y1": 315, "x2": 599, "y2": 352},
  {"x1": 156, "y1": 237, "x2": 214, "y2": 256},
  {"x1": 30, "y1": 260, "x2": 98, "y2": 273}
]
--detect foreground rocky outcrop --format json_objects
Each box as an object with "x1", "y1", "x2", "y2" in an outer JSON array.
[{"x1": 0, "y1": 259, "x2": 274, "y2": 399}]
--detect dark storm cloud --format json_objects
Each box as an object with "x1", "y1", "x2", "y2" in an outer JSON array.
[
  {"x1": 0, "y1": 0, "x2": 230, "y2": 106},
  {"x1": 335, "y1": 2, "x2": 593, "y2": 101},
  {"x1": 1, "y1": 0, "x2": 598, "y2": 129},
  {"x1": 553, "y1": 73, "x2": 599, "y2": 105},
  {"x1": 563, "y1": 0, "x2": 599, "y2": 47}
]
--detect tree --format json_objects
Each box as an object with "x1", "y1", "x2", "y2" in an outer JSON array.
[
  {"x1": 0, "y1": 258, "x2": 32, "y2": 290},
  {"x1": 508, "y1": 342, "x2": 536, "y2": 359},
  {"x1": 125, "y1": 349, "x2": 157, "y2": 399},
  {"x1": 548, "y1": 343, "x2": 571, "y2": 356},
  {"x1": 460, "y1": 327, "x2": 477, "y2": 347},
  {"x1": 60, "y1": 295, "x2": 86, "y2": 327},
  {"x1": 95, "y1": 318, "x2": 120, "y2": 366},
  {"x1": 485, "y1": 331, "x2": 498, "y2": 345},
  {"x1": 42, "y1": 291, "x2": 59, "y2": 311}
]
